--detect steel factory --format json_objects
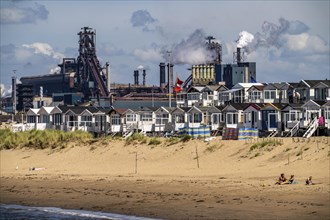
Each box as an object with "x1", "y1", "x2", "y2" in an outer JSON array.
[{"x1": 5, "y1": 26, "x2": 257, "y2": 113}]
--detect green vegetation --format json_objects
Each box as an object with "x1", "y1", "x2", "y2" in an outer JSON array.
[
  {"x1": 328, "y1": 151, "x2": 330, "y2": 157},
  {"x1": 125, "y1": 132, "x2": 147, "y2": 145},
  {"x1": 249, "y1": 139, "x2": 282, "y2": 151},
  {"x1": 204, "y1": 144, "x2": 220, "y2": 153},
  {"x1": 0, "y1": 129, "x2": 92, "y2": 150},
  {"x1": 180, "y1": 134, "x2": 192, "y2": 142},
  {"x1": 166, "y1": 137, "x2": 181, "y2": 146},
  {"x1": 149, "y1": 138, "x2": 161, "y2": 145}
]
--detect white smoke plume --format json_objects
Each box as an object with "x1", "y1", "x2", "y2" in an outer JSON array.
[
  {"x1": 164, "y1": 29, "x2": 218, "y2": 65},
  {"x1": 22, "y1": 42, "x2": 64, "y2": 61},
  {"x1": 236, "y1": 31, "x2": 254, "y2": 48},
  {"x1": 137, "y1": 65, "x2": 144, "y2": 70},
  {"x1": 238, "y1": 17, "x2": 312, "y2": 53},
  {"x1": 0, "y1": 84, "x2": 12, "y2": 98},
  {"x1": 49, "y1": 66, "x2": 61, "y2": 74}
]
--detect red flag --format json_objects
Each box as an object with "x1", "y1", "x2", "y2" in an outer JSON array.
[{"x1": 174, "y1": 77, "x2": 183, "y2": 93}]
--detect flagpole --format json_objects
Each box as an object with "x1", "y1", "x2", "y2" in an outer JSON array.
[{"x1": 167, "y1": 51, "x2": 172, "y2": 108}]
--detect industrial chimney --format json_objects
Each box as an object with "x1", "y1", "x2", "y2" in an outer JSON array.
[
  {"x1": 167, "y1": 63, "x2": 174, "y2": 94},
  {"x1": 133, "y1": 70, "x2": 139, "y2": 85},
  {"x1": 12, "y1": 72, "x2": 17, "y2": 115},
  {"x1": 142, "y1": 69, "x2": 146, "y2": 86},
  {"x1": 159, "y1": 63, "x2": 166, "y2": 89},
  {"x1": 237, "y1": 47, "x2": 241, "y2": 63}
]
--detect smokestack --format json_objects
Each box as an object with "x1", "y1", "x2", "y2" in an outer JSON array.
[
  {"x1": 237, "y1": 47, "x2": 241, "y2": 63},
  {"x1": 159, "y1": 63, "x2": 166, "y2": 89},
  {"x1": 167, "y1": 63, "x2": 174, "y2": 94},
  {"x1": 134, "y1": 70, "x2": 140, "y2": 85},
  {"x1": 106, "y1": 62, "x2": 110, "y2": 93},
  {"x1": 12, "y1": 73, "x2": 17, "y2": 114},
  {"x1": 142, "y1": 69, "x2": 146, "y2": 86}
]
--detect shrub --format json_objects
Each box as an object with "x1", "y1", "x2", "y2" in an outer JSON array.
[
  {"x1": 180, "y1": 134, "x2": 191, "y2": 142},
  {"x1": 249, "y1": 139, "x2": 282, "y2": 151},
  {"x1": 125, "y1": 132, "x2": 147, "y2": 145},
  {"x1": 149, "y1": 138, "x2": 161, "y2": 145},
  {"x1": 166, "y1": 137, "x2": 180, "y2": 146},
  {"x1": 204, "y1": 144, "x2": 219, "y2": 153},
  {"x1": 0, "y1": 129, "x2": 92, "y2": 150}
]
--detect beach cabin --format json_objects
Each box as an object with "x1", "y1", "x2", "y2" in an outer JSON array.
[
  {"x1": 137, "y1": 107, "x2": 155, "y2": 133},
  {"x1": 301, "y1": 100, "x2": 325, "y2": 127},
  {"x1": 154, "y1": 107, "x2": 173, "y2": 132},
  {"x1": 247, "y1": 85, "x2": 265, "y2": 103},
  {"x1": 186, "y1": 86, "x2": 204, "y2": 107},
  {"x1": 263, "y1": 83, "x2": 290, "y2": 104},
  {"x1": 122, "y1": 109, "x2": 139, "y2": 133},
  {"x1": 37, "y1": 106, "x2": 55, "y2": 130},
  {"x1": 171, "y1": 107, "x2": 189, "y2": 131},
  {"x1": 108, "y1": 108, "x2": 126, "y2": 134},
  {"x1": 281, "y1": 103, "x2": 303, "y2": 131},
  {"x1": 260, "y1": 103, "x2": 286, "y2": 131},
  {"x1": 87, "y1": 107, "x2": 108, "y2": 134},
  {"x1": 232, "y1": 83, "x2": 264, "y2": 103},
  {"x1": 204, "y1": 106, "x2": 224, "y2": 131},
  {"x1": 26, "y1": 108, "x2": 40, "y2": 130},
  {"x1": 61, "y1": 106, "x2": 88, "y2": 131},
  {"x1": 187, "y1": 106, "x2": 204, "y2": 128},
  {"x1": 243, "y1": 103, "x2": 265, "y2": 130},
  {"x1": 200, "y1": 85, "x2": 221, "y2": 107},
  {"x1": 312, "y1": 80, "x2": 330, "y2": 101},
  {"x1": 223, "y1": 103, "x2": 249, "y2": 128}
]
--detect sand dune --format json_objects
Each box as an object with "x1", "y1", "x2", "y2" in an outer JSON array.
[{"x1": 1, "y1": 136, "x2": 329, "y2": 219}]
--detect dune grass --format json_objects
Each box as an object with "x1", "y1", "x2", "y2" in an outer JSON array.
[
  {"x1": 0, "y1": 129, "x2": 92, "y2": 150},
  {"x1": 249, "y1": 139, "x2": 282, "y2": 152}
]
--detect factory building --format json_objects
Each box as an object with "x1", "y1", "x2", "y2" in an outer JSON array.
[{"x1": 191, "y1": 36, "x2": 222, "y2": 86}]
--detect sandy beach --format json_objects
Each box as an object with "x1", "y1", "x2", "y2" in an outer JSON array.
[{"x1": 1, "y1": 137, "x2": 329, "y2": 219}]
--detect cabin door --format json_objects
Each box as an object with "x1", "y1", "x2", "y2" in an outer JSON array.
[{"x1": 268, "y1": 113, "x2": 277, "y2": 130}]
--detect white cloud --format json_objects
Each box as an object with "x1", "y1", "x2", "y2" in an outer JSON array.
[
  {"x1": 0, "y1": 3, "x2": 49, "y2": 24},
  {"x1": 283, "y1": 33, "x2": 328, "y2": 53},
  {"x1": 133, "y1": 47, "x2": 163, "y2": 62}
]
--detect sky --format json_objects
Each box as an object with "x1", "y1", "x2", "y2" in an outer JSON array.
[{"x1": 1, "y1": 0, "x2": 329, "y2": 97}]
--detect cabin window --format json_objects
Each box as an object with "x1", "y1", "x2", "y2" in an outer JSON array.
[
  {"x1": 41, "y1": 115, "x2": 49, "y2": 123},
  {"x1": 53, "y1": 113, "x2": 62, "y2": 125},
  {"x1": 126, "y1": 114, "x2": 136, "y2": 122},
  {"x1": 189, "y1": 113, "x2": 202, "y2": 123},
  {"x1": 249, "y1": 91, "x2": 261, "y2": 101},
  {"x1": 325, "y1": 107, "x2": 330, "y2": 120},
  {"x1": 174, "y1": 114, "x2": 184, "y2": 123},
  {"x1": 226, "y1": 113, "x2": 238, "y2": 124},
  {"x1": 244, "y1": 112, "x2": 251, "y2": 123},
  {"x1": 265, "y1": 90, "x2": 276, "y2": 99},
  {"x1": 27, "y1": 115, "x2": 36, "y2": 123},
  {"x1": 81, "y1": 115, "x2": 92, "y2": 127},
  {"x1": 212, "y1": 113, "x2": 222, "y2": 124},
  {"x1": 156, "y1": 113, "x2": 169, "y2": 125},
  {"x1": 288, "y1": 110, "x2": 299, "y2": 122},
  {"x1": 111, "y1": 115, "x2": 121, "y2": 125},
  {"x1": 188, "y1": 93, "x2": 200, "y2": 101},
  {"x1": 141, "y1": 112, "x2": 153, "y2": 122}
]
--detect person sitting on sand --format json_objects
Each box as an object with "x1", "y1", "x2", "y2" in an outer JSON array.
[
  {"x1": 306, "y1": 176, "x2": 315, "y2": 185},
  {"x1": 288, "y1": 175, "x2": 297, "y2": 184},
  {"x1": 275, "y1": 173, "x2": 288, "y2": 185}
]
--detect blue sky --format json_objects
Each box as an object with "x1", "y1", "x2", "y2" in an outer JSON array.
[{"x1": 1, "y1": 0, "x2": 329, "y2": 96}]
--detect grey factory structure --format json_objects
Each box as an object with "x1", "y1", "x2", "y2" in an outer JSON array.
[{"x1": 6, "y1": 27, "x2": 257, "y2": 113}]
